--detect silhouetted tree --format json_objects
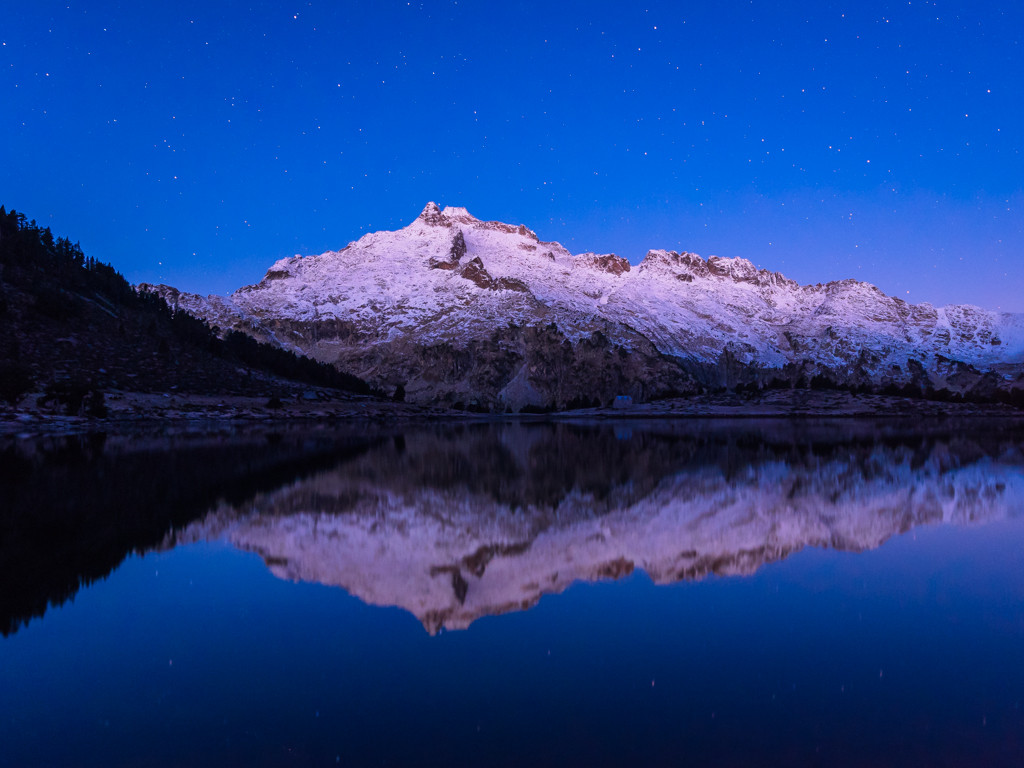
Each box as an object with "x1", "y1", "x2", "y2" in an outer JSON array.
[
  {"x1": 0, "y1": 361, "x2": 34, "y2": 404},
  {"x1": 0, "y1": 203, "x2": 377, "y2": 399}
]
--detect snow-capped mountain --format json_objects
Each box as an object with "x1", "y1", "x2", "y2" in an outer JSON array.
[{"x1": 142, "y1": 203, "x2": 1024, "y2": 408}]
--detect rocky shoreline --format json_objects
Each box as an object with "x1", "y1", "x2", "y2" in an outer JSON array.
[{"x1": 2, "y1": 388, "x2": 1021, "y2": 436}]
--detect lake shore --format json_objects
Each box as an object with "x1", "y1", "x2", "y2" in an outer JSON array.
[{"x1": 2, "y1": 388, "x2": 1022, "y2": 436}]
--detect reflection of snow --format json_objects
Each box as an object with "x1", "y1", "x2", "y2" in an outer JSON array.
[{"x1": 174, "y1": 426, "x2": 1024, "y2": 634}]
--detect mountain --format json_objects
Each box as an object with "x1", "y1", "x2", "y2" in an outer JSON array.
[
  {"x1": 0, "y1": 206, "x2": 373, "y2": 414},
  {"x1": 170, "y1": 422, "x2": 1024, "y2": 634},
  {"x1": 142, "y1": 203, "x2": 1024, "y2": 410}
]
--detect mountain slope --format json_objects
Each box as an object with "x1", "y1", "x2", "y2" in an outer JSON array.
[
  {"x1": 144, "y1": 203, "x2": 1024, "y2": 409},
  {"x1": 0, "y1": 206, "x2": 373, "y2": 413}
]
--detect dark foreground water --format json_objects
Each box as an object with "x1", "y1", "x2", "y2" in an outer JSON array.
[{"x1": 2, "y1": 419, "x2": 1024, "y2": 767}]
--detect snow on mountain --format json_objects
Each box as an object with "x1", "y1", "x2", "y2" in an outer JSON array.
[{"x1": 141, "y1": 202, "x2": 1024, "y2": 408}]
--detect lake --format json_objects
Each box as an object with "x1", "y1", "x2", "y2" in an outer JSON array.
[{"x1": 2, "y1": 419, "x2": 1024, "y2": 766}]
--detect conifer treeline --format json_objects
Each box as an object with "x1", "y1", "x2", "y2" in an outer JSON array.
[{"x1": 0, "y1": 205, "x2": 372, "y2": 401}]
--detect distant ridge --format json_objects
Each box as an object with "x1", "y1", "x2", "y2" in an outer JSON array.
[{"x1": 140, "y1": 202, "x2": 1024, "y2": 411}]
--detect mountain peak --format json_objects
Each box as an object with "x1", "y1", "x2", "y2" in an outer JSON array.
[
  {"x1": 441, "y1": 206, "x2": 478, "y2": 223},
  {"x1": 414, "y1": 202, "x2": 481, "y2": 228},
  {"x1": 417, "y1": 201, "x2": 443, "y2": 224}
]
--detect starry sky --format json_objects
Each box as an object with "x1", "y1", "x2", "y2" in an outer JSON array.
[{"x1": 2, "y1": 1, "x2": 1022, "y2": 309}]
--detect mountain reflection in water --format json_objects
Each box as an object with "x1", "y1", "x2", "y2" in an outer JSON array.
[
  {"x1": 161, "y1": 420, "x2": 1024, "y2": 633},
  {"x1": 4, "y1": 419, "x2": 1024, "y2": 768},
  {"x1": 0, "y1": 426, "x2": 374, "y2": 636}
]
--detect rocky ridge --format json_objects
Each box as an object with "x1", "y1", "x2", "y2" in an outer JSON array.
[{"x1": 142, "y1": 203, "x2": 1024, "y2": 409}]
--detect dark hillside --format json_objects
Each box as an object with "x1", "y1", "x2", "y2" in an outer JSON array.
[{"x1": 0, "y1": 206, "x2": 373, "y2": 411}]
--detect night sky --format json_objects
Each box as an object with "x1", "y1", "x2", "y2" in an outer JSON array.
[{"x1": 3, "y1": 1, "x2": 1022, "y2": 310}]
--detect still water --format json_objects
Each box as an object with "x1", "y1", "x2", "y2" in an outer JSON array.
[{"x1": 2, "y1": 419, "x2": 1024, "y2": 766}]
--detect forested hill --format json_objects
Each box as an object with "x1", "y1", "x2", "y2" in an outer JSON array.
[{"x1": 0, "y1": 206, "x2": 373, "y2": 412}]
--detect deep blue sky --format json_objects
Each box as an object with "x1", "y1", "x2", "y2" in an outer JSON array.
[{"x1": 3, "y1": 1, "x2": 1022, "y2": 309}]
